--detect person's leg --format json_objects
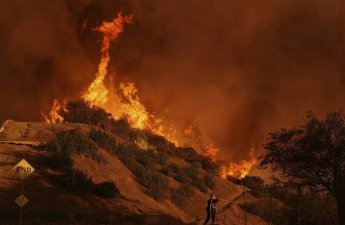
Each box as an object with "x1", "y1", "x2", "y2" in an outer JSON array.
[
  {"x1": 211, "y1": 212, "x2": 216, "y2": 225},
  {"x1": 203, "y1": 212, "x2": 211, "y2": 225}
]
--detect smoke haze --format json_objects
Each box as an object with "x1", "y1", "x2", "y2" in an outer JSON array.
[{"x1": 1, "y1": 0, "x2": 345, "y2": 161}]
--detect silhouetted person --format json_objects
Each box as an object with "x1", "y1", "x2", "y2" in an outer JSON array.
[{"x1": 203, "y1": 193, "x2": 220, "y2": 225}]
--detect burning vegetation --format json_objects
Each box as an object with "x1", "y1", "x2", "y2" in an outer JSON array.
[
  {"x1": 41, "y1": 99, "x2": 65, "y2": 123},
  {"x1": 220, "y1": 148, "x2": 257, "y2": 179},
  {"x1": 183, "y1": 123, "x2": 220, "y2": 162},
  {"x1": 42, "y1": 12, "x2": 257, "y2": 179}
]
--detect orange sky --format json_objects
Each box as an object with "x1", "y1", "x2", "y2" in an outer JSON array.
[{"x1": 1, "y1": 0, "x2": 345, "y2": 164}]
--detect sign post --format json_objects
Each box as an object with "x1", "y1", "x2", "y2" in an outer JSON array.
[{"x1": 12, "y1": 159, "x2": 35, "y2": 225}]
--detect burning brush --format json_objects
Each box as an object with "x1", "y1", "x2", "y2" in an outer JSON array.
[{"x1": 42, "y1": 12, "x2": 257, "y2": 180}]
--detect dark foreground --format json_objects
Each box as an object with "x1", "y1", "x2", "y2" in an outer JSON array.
[{"x1": 0, "y1": 212, "x2": 195, "y2": 225}]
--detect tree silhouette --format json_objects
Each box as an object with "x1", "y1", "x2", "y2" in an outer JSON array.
[{"x1": 259, "y1": 111, "x2": 345, "y2": 196}]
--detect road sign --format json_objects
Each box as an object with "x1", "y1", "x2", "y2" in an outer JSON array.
[
  {"x1": 12, "y1": 159, "x2": 35, "y2": 180},
  {"x1": 15, "y1": 194, "x2": 29, "y2": 208}
]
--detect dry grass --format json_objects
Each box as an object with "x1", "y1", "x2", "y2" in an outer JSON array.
[{"x1": 0, "y1": 120, "x2": 269, "y2": 225}]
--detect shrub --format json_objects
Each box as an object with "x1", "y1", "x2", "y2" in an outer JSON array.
[
  {"x1": 138, "y1": 150, "x2": 155, "y2": 169},
  {"x1": 49, "y1": 152, "x2": 73, "y2": 170},
  {"x1": 155, "y1": 152, "x2": 168, "y2": 165},
  {"x1": 94, "y1": 181, "x2": 120, "y2": 199},
  {"x1": 59, "y1": 169, "x2": 93, "y2": 192},
  {"x1": 145, "y1": 172, "x2": 169, "y2": 200},
  {"x1": 61, "y1": 99, "x2": 112, "y2": 127},
  {"x1": 171, "y1": 184, "x2": 194, "y2": 206},
  {"x1": 161, "y1": 165, "x2": 172, "y2": 176},
  {"x1": 112, "y1": 144, "x2": 139, "y2": 164},
  {"x1": 147, "y1": 134, "x2": 175, "y2": 155},
  {"x1": 48, "y1": 129, "x2": 101, "y2": 161},
  {"x1": 110, "y1": 117, "x2": 134, "y2": 140},
  {"x1": 131, "y1": 161, "x2": 150, "y2": 181},
  {"x1": 89, "y1": 129, "x2": 138, "y2": 164},
  {"x1": 204, "y1": 174, "x2": 216, "y2": 189},
  {"x1": 95, "y1": 140, "x2": 170, "y2": 201},
  {"x1": 176, "y1": 147, "x2": 201, "y2": 163},
  {"x1": 200, "y1": 158, "x2": 219, "y2": 174},
  {"x1": 193, "y1": 178, "x2": 208, "y2": 193},
  {"x1": 168, "y1": 163, "x2": 180, "y2": 173},
  {"x1": 173, "y1": 166, "x2": 201, "y2": 185},
  {"x1": 174, "y1": 169, "x2": 189, "y2": 184},
  {"x1": 185, "y1": 166, "x2": 199, "y2": 181},
  {"x1": 89, "y1": 128, "x2": 117, "y2": 150},
  {"x1": 127, "y1": 160, "x2": 168, "y2": 200},
  {"x1": 61, "y1": 100, "x2": 135, "y2": 141}
]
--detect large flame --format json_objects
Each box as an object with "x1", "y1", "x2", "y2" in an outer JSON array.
[
  {"x1": 82, "y1": 13, "x2": 178, "y2": 145},
  {"x1": 42, "y1": 12, "x2": 257, "y2": 178},
  {"x1": 83, "y1": 12, "x2": 133, "y2": 106},
  {"x1": 43, "y1": 13, "x2": 178, "y2": 145},
  {"x1": 220, "y1": 148, "x2": 257, "y2": 179}
]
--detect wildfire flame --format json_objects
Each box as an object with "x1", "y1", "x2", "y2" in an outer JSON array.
[
  {"x1": 184, "y1": 123, "x2": 219, "y2": 161},
  {"x1": 41, "y1": 99, "x2": 64, "y2": 123},
  {"x1": 83, "y1": 12, "x2": 133, "y2": 106},
  {"x1": 43, "y1": 13, "x2": 178, "y2": 145},
  {"x1": 42, "y1": 12, "x2": 257, "y2": 179},
  {"x1": 115, "y1": 82, "x2": 149, "y2": 129},
  {"x1": 82, "y1": 13, "x2": 178, "y2": 145},
  {"x1": 220, "y1": 148, "x2": 257, "y2": 179}
]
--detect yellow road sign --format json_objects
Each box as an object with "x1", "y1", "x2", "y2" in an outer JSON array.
[
  {"x1": 15, "y1": 194, "x2": 29, "y2": 208},
  {"x1": 12, "y1": 159, "x2": 35, "y2": 180}
]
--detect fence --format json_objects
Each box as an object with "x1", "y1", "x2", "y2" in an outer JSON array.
[
  {"x1": 244, "y1": 185, "x2": 302, "y2": 225},
  {"x1": 218, "y1": 182, "x2": 341, "y2": 225}
]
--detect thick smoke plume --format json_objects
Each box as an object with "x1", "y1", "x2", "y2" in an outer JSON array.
[{"x1": 1, "y1": 0, "x2": 345, "y2": 162}]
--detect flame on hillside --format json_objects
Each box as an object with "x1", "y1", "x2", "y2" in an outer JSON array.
[
  {"x1": 43, "y1": 13, "x2": 178, "y2": 145},
  {"x1": 184, "y1": 123, "x2": 219, "y2": 161},
  {"x1": 83, "y1": 12, "x2": 133, "y2": 106},
  {"x1": 41, "y1": 99, "x2": 65, "y2": 123},
  {"x1": 42, "y1": 12, "x2": 256, "y2": 178},
  {"x1": 220, "y1": 148, "x2": 257, "y2": 179}
]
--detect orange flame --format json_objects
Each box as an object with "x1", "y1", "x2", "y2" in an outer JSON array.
[
  {"x1": 184, "y1": 123, "x2": 219, "y2": 161},
  {"x1": 116, "y1": 82, "x2": 179, "y2": 145},
  {"x1": 115, "y1": 82, "x2": 149, "y2": 129},
  {"x1": 42, "y1": 13, "x2": 257, "y2": 172},
  {"x1": 82, "y1": 13, "x2": 178, "y2": 145},
  {"x1": 83, "y1": 13, "x2": 133, "y2": 106},
  {"x1": 41, "y1": 99, "x2": 64, "y2": 123},
  {"x1": 43, "y1": 13, "x2": 178, "y2": 144},
  {"x1": 220, "y1": 148, "x2": 257, "y2": 179}
]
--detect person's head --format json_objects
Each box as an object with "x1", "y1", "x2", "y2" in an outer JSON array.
[{"x1": 210, "y1": 193, "x2": 216, "y2": 199}]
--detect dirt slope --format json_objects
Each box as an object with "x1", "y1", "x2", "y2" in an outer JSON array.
[{"x1": 0, "y1": 120, "x2": 268, "y2": 225}]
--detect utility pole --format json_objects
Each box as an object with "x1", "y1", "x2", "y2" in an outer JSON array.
[
  {"x1": 244, "y1": 187, "x2": 247, "y2": 225},
  {"x1": 269, "y1": 188, "x2": 273, "y2": 225},
  {"x1": 297, "y1": 185, "x2": 301, "y2": 225},
  {"x1": 335, "y1": 175, "x2": 345, "y2": 225}
]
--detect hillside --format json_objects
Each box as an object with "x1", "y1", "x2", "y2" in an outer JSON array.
[{"x1": 0, "y1": 120, "x2": 268, "y2": 225}]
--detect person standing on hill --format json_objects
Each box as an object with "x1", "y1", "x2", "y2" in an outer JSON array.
[{"x1": 203, "y1": 192, "x2": 220, "y2": 225}]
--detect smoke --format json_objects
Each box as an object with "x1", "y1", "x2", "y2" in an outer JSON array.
[{"x1": 1, "y1": 0, "x2": 345, "y2": 161}]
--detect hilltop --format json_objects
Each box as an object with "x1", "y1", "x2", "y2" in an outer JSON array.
[{"x1": 0, "y1": 120, "x2": 268, "y2": 225}]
